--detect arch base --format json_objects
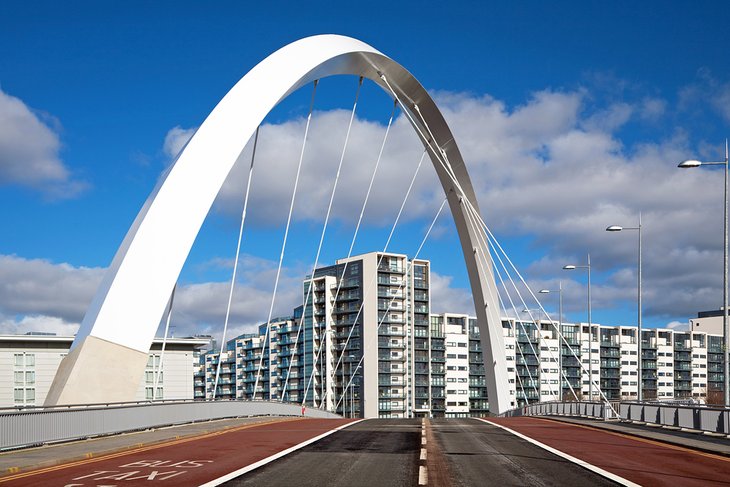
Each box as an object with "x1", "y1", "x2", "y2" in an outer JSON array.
[{"x1": 45, "y1": 336, "x2": 149, "y2": 406}]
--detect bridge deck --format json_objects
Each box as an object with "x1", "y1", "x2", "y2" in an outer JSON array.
[
  {"x1": 1, "y1": 416, "x2": 728, "y2": 486},
  {"x1": 0, "y1": 417, "x2": 353, "y2": 486},
  {"x1": 488, "y1": 416, "x2": 730, "y2": 486}
]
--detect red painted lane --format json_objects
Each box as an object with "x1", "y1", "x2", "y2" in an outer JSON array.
[
  {"x1": 488, "y1": 417, "x2": 730, "y2": 486},
  {"x1": 0, "y1": 418, "x2": 353, "y2": 486}
]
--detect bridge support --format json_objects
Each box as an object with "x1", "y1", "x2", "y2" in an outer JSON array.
[{"x1": 46, "y1": 34, "x2": 511, "y2": 413}]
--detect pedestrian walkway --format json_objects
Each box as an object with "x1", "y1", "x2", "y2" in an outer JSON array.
[
  {"x1": 543, "y1": 416, "x2": 730, "y2": 456},
  {"x1": 0, "y1": 416, "x2": 285, "y2": 476}
]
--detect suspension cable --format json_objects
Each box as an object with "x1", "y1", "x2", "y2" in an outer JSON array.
[
  {"x1": 491, "y1": 252, "x2": 541, "y2": 400},
  {"x1": 482, "y1": 223, "x2": 576, "y2": 401},
  {"x1": 330, "y1": 150, "x2": 426, "y2": 409},
  {"x1": 303, "y1": 100, "x2": 398, "y2": 407},
  {"x1": 212, "y1": 127, "x2": 260, "y2": 399},
  {"x1": 335, "y1": 197, "x2": 446, "y2": 411},
  {"x1": 466, "y1": 200, "x2": 602, "y2": 403},
  {"x1": 495, "y1": 289, "x2": 528, "y2": 402},
  {"x1": 253, "y1": 80, "x2": 318, "y2": 400},
  {"x1": 153, "y1": 284, "x2": 175, "y2": 400},
  {"x1": 460, "y1": 199, "x2": 563, "y2": 400},
  {"x1": 381, "y1": 76, "x2": 582, "y2": 405},
  {"x1": 282, "y1": 77, "x2": 364, "y2": 403}
]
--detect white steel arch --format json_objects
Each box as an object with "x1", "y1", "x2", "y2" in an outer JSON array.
[{"x1": 45, "y1": 35, "x2": 510, "y2": 414}]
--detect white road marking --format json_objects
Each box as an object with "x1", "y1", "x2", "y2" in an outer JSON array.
[
  {"x1": 420, "y1": 448, "x2": 427, "y2": 461},
  {"x1": 421, "y1": 437, "x2": 427, "y2": 446},
  {"x1": 199, "y1": 420, "x2": 365, "y2": 487},
  {"x1": 418, "y1": 465, "x2": 428, "y2": 485},
  {"x1": 477, "y1": 419, "x2": 640, "y2": 487}
]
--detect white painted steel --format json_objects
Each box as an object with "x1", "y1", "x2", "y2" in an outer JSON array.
[
  {"x1": 504, "y1": 400, "x2": 730, "y2": 434},
  {"x1": 55, "y1": 34, "x2": 509, "y2": 413},
  {"x1": 0, "y1": 400, "x2": 339, "y2": 451}
]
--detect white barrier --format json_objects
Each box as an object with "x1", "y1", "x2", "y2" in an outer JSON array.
[
  {"x1": 0, "y1": 399, "x2": 340, "y2": 450},
  {"x1": 501, "y1": 400, "x2": 730, "y2": 435}
]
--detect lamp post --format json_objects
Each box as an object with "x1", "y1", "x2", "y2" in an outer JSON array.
[
  {"x1": 678, "y1": 140, "x2": 729, "y2": 407},
  {"x1": 540, "y1": 283, "x2": 563, "y2": 399},
  {"x1": 564, "y1": 255, "x2": 593, "y2": 400},
  {"x1": 606, "y1": 214, "x2": 643, "y2": 401}
]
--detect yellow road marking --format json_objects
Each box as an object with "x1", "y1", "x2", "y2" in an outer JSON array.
[
  {"x1": 0, "y1": 417, "x2": 304, "y2": 483},
  {"x1": 529, "y1": 417, "x2": 730, "y2": 463}
]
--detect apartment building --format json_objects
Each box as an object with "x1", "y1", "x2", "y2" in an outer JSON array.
[
  {"x1": 198, "y1": 251, "x2": 430, "y2": 419},
  {"x1": 194, "y1": 248, "x2": 730, "y2": 416},
  {"x1": 1, "y1": 333, "x2": 209, "y2": 408}
]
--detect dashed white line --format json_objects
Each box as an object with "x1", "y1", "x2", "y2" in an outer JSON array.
[
  {"x1": 418, "y1": 465, "x2": 428, "y2": 485},
  {"x1": 420, "y1": 448, "x2": 427, "y2": 461}
]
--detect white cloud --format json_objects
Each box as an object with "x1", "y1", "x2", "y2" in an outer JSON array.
[
  {"x1": 0, "y1": 315, "x2": 80, "y2": 336},
  {"x1": 0, "y1": 88, "x2": 86, "y2": 197},
  {"x1": 0, "y1": 253, "x2": 305, "y2": 342},
  {"x1": 430, "y1": 271, "x2": 474, "y2": 316},
  {"x1": 163, "y1": 126, "x2": 196, "y2": 160},
  {"x1": 157, "y1": 85, "x2": 727, "y2": 324},
  {"x1": 0, "y1": 254, "x2": 104, "y2": 323},
  {"x1": 665, "y1": 320, "x2": 689, "y2": 330}
]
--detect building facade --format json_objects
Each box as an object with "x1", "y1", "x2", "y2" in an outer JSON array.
[
  {"x1": 1, "y1": 334, "x2": 209, "y2": 408},
  {"x1": 197, "y1": 251, "x2": 430, "y2": 419},
  {"x1": 195, "y1": 249, "x2": 729, "y2": 417}
]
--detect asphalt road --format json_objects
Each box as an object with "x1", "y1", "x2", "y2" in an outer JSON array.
[
  {"x1": 431, "y1": 418, "x2": 616, "y2": 487},
  {"x1": 226, "y1": 419, "x2": 421, "y2": 487},
  {"x1": 227, "y1": 418, "x2": 617, "y2": 487}
]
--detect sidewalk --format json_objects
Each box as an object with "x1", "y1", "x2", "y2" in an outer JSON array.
[
  {"x1": 542, "y1": 415, "x2": 730, "y2": 456},
  {"x1": 0, "y1": 416, "x2": 288, "y2": 476}
]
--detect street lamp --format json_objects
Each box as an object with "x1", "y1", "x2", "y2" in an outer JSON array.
[
  {"x1": 678, "y1": 140, "x2": 729, "y2": 407},
  {"x1": 606, "y1": 214, "x2": 643, "y2": 401},
  {"x1": 540, "y1": 284, "x2": 563, "y2": 399},
  {"x1": 564, "y1": 255, "x2": 593, "y2": 400}
]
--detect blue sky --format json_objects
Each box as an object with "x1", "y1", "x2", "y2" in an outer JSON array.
[{"x1": 1, "y1": 1, "x2": 729, "y2": 338}]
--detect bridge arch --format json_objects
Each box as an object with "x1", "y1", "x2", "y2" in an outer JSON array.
[{"x1": 46, "y1": 35, "x2": 510, "y2": 414}]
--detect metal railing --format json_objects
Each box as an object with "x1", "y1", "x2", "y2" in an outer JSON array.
[
  {"x1": 501, "y1": 401, "x2": 619, "y2": 420},
  {"x1": 620, "y1": 401, "x2": 730, "y2": 434},
  {"x1": 501, "y1": 400, "x2": 730, "y2": 435},
  {"x1": 0, "y1": 399, "x2": 340, "y2": 451}
]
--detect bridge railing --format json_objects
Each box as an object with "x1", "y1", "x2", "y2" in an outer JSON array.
[
  {"x1": 620, "y1": 401, "x2": 730, "y2": 434},
  {"x1": 0, "y1": 399, "x2": 340, "y2": 451},
  {"x1": 501, "y1": 400, "x2": 730, "y2": 436},
  {"x1": 501, "y1": 401, "x2": 619, "y2": 420}
]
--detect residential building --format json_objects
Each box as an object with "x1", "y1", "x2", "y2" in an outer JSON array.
[{"x1": 1, "y1": 334, "x2": 210, "y2": 408}]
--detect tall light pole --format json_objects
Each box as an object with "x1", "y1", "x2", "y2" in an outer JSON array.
[
  {"x1": 540, "y1": 283, "x2": 563, "y2": 399},
  {"x1": 678, "y1": 140, "x2": 729, "y2": 407},
  {"x1": 564, "y1": 254, "x2": 593, "y2": 400},
  {"x1": 606, "y1": 214, "x2": 643, "y2": 401}
]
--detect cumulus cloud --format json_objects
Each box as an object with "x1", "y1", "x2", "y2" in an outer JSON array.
[
  {"x1": 163, "y1": 126, "x2": 196, "y2": 160},
  {"x1": 0, "y1": 252, "x2": 476, "y2": 345},
  {"x1": 5, "y1": 78, "x2": 724, "y2": 336},
  {"x1": 0, "y1": 88, "x2": 86, "y2": 197},
  {"x1": 0, "y1": 254, "x2": 104, "y2": 323},
  {"x1": 0, "y1": 253, "x2": 305, "y2": 342},
  {"x1": 155, "y1": 85, "x2": 729, "y2": 325},
  {"x1": 430, "y1": 271, "x2": 474, "y2": 316}
]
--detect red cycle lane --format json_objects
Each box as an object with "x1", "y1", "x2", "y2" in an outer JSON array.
[
  {"x1": 0, "y1": 418, "x2": 354, "y2": 487},
  {"x1": 486, "y1": 417, "x2": 730, "y2": 486}
]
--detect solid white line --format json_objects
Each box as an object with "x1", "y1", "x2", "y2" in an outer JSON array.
[
  {"x1": 199, "y1": 419, "x2": 365, "y2": 486},
  {"x1": 477, "y1": 419, "x2": 640, "y2": 487},
  {"x1": 418, "y1": 465, "x2": 428, "y2": 485}
]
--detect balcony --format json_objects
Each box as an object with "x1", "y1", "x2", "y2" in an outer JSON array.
[{"x1": 378, "y1": 263, "x2": 405, "y2": 274}]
